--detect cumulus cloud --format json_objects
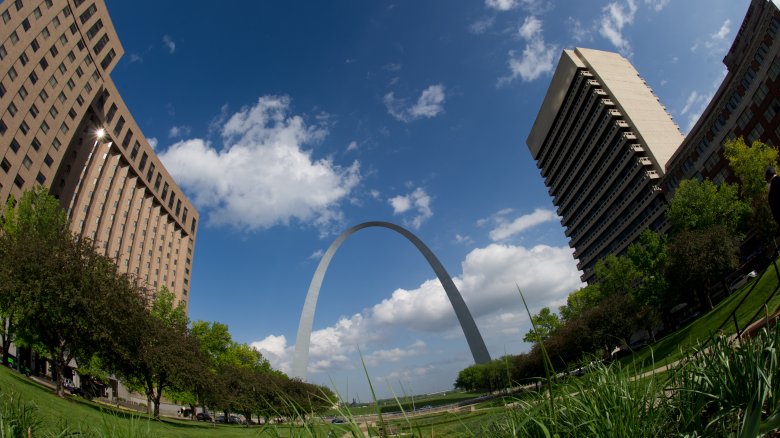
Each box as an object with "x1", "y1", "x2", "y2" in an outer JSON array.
[
  {"x1": 346, "y1": 141, "x2": 359, "y2": 152},
  {"x1": 146, "y1": 137, "x2": 158, "y2": 150},
  {"x1": 255, "y1": 241, "x2": 583, "y2": 374},
  {"x1": 371, "y1": 243, "x2": 582, "y2": 332},
  {"x1": 388, "y1": 187, "x2": 433, "y2": 229},
  {"x1": 365, "y1": 341, "x2": 426, "y2": 366},
  {"x1": 599, "y1": 0, "x2": 638, "y2": 55},
  {"x1": 158, "y1": 96, "x2": 361, "y2": 232},
  {"x1": 568, "y1": 17, "x2": 591, "y2": 43},
  {"x1": 384, "y1": 84, "x2": 446, "y2": 122},
  {"x1": 162, "y1": 35, "x2": 176, "y2": 54},
  {"x1": 487, "y1": 208, "x2": 558, "y2": 241},
  {"x1": 499, "y1": 16, "x2": 558, "y2": 85}
]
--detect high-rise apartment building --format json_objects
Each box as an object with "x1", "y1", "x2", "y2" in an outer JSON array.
[
  {"x1": 526, "y1": 48, "x2": 684, "y2": 282},
  {"x1": 0, "y1": 0, "x2": 197, "y2": 309},
  {"x1": 664, "y1": 0, "x2": 780, "y2": 191}
]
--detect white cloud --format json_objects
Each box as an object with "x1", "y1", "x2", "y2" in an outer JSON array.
[
  {"x1": 346, "y1": 141, "x2": 359, "y2": 152},
  {"x1": 499, "y1": 16, "x2": 558, "y2": 84},
  {"x1": 518, "y1": 15, "x2": 543, "y2": 40},
  {"x1": 485, "y1": 0, "x2": 517, "y2": 11},
  {"x1": 384, "y1": 84, "x2": 446, "y2": 122},
  {"x1": 370, "y1": 189, "x2": 381, "y2": 200},
  {"x1": 643, "y1": 0, "x2": 670, "y2": 11},
  {"x1": 309, "y1": 249, "x2": 324, "y2": 260},
  {"x1": 251, "y1": 334, "x2": 294, "y2": 374},
  {"x1": 371, "y1": 243, "x2": 582, "y2": 332},
  {"x1": 158, "y1": 96, "x2": 361, "y2": 233},
  {"x1": 146, "y1": 137, "x2": 158, "y2": 150},
  {"x1": 168, "y1": 125, "x2": 191, "y2": 138},
  {"x1": 454, "y1": 233, "x2": 474, "y2": 245},
  {"x1": 128, "y1": 53, "x2": 143, "y2": 63},
  {"x1": 598, "y1": 0, "x2": 638, "y2": 55},
  {"x1": 488, "y1": 208, "x2": 558, "y2": 241},
  {"x1": 162, "y1": 35, "x2": 176, "y2": 54},
  {"x1": 692, "y1": 19, "x2": 732, "y2": 55},
  {"x1": 568, "y1": 17, "x2": 591, "y2": 43},
  {"x1": 365, "y1": 341, "x2": 426, "y2": 366},
  {"x1": 388, "y1": 187, "x2": 433, "y2": 229},
  {"x1": 469, "y1": 17, "x2": 495, "y2": 35}
]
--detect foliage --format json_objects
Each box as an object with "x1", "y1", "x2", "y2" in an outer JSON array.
[
  {"x1": 666, "y1": 225, "x2": 739, "y2": 310},
  {"x1": 724, "y1": 137, "x2": 778, "y2": 200},
  {"x1": 558, "y1": 284, "x2": 601, "y2": 322},
  {"x1": 666, "y1": 178, "x2": 749, "y2": 235},
  {"x1": 522, "y1": 308, "x2": 562, "y2": 343},
  {"x1": 594, "y1": 253, "x2": 639, "y2": 297},
  {"x1": 626, "y1": 230, "x2": 669, "y2": 310}
]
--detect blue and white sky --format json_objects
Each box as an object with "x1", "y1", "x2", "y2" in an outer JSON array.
[{"x1": 105, "y1": 0, "x2": 748, "y2": 400}]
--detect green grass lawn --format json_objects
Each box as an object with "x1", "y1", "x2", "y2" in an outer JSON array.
[
  {"x1": 334, "y1": 390, "x2": 487, "y2": 416},
  {"x1": 621, "y1": 259, "x2": 780, "y2": 372}
]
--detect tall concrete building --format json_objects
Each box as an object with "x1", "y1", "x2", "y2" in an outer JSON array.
[
  {"x1": 526, "y1": 48, "x2": 684, "y2": 282},
  {"x1": 0, "y1": 0, "x2": 197, "y2": 308},
  {"x1": 664, "y1": 0, "x2": 780, "y2": 191}
]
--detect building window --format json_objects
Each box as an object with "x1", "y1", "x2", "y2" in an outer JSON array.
[
  {"x1": 51, "y1": 137, "x2": 59, "y2": 149},
  {"x1": 114, "y1": 116, "x2": 125, "y2": 136},
  {"x1": 106, "y1": 103, "x2": 117, "y2": 122},
  {"x1": 43, "y1": 154, "x2": 53, "y2": 166},
  {"x1": 1, "y1": 158, "x2": 10, "y2": 172},
  {"x1": 30, "y1": 38, "x2": 39, "y2": 52},
  {"x1": 146, "y1": 162, "x2": 155, "y2": 182},
  {"x1": 93, "y1": 34, "x2": 109, "y2": 54},
  {"x1": 8, "y1": 67, "x2": 17, "y2": 81},
  {"x1": 22, "y1": 155, "x2": 32, "y2": 169},
  {"x1": 0, "y1": 44, "x2": 6, "y2": 60},
  {"x1": 40, "y1": 121, "x2": 49, "y2": 133},
  {"x1": 39, "y1": 57, "x2": 48, "y2": 70},
  {"x1": 41, "y1": 26, "x2": 49, "y2": 39},
  {"x1": 100, "y1": 49, "x2": 116, "y2": 70},
  {"x1": 138, "y1": 151, "x2": 148, "y2": 170},
  {"x1": 1, "y1": 10, "x2": 9, "y2": 24},
  {"x1": 19, "y1": 121, "x2": 29, "y2": 135},
  {"x1": 10, "y1": 138, "x2": 20, "y2": 153},
  {"x1": 48, "y1": 76, "x2": 58, "y2": 88},
  {"x1": 154, "y1": 174, "x2": 161, "y2": 191},
  {"x1": 79, "y1": 3, "x2": 96, "y2": 24},
  {"x1": 14, "y1": 174, "x2": 24, "y2": 188},
  {"x1": 18, "y1": 86, "x2": 27, "y2": 100},
  {"x1": 130, "y1": 141, "x2": 139, "y2": 159},
  {"x1": 49, "y1": 106, "x2": 58, "y2": 117},
  {"x1": 68, "y1": 108, "x2": 76, "y2": 119},
  {"x1": 754, "y1": 82, "x2": 769, "y2": 104},
  {"x1": 31, "y1": 137, "x2": 40, "y2": 150},
  {"x1": 10, "y1": 31, "x2": 19, "y2": 45},
  {"x1": 161, "y1": 182, "x2": 169, "y2": 201},
  {"x1": 8, "y1": 102, "x2": 17, "y2": 116},
  {"x1": 19, "y1": 51, "x2": 28, "y2": 66},
  {"x1": 0, "y1": 119, "x2": 6, "y2": 134},
  {"x1": 86, "y1": 19, "x2": 103, "y2": 40},
  {"x1": 29, "y1": 71, "x2": 38, "y2": 84},
  {"x1": 67, "y1": 50, "x2": 75, "y2": 62},
  {"x1": 38, "y1": 89, "x2": 48, "y2": 101},
  {"x1": 49, "y1": 45, "x2": 58, "y2": 57},
  {"x1": 21, "y1": 18, "x2": 30, "y2": 31},
  {"x1": 122, "y1": 130, "x2": 133, "y2": 149}
]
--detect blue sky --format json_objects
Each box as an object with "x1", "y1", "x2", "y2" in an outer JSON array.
[{"x1": 105, "y1": 0, "x2": 748, "y2": 400}]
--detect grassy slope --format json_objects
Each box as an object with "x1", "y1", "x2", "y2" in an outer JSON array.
[{"x1": 621, "y1": 260, "x2": 780, "y2": 371}]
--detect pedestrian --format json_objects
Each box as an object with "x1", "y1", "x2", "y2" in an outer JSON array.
[{"x1": 766, "y1": 167, "x2": 780, "y2": 226}]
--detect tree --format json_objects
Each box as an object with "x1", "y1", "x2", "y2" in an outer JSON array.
[
  {"x1": 594, "y1": 253, "x2": 640, "y2": 297},
  {"x1": 666, "y1": 225, "x2": 739, "y2": 311},
  {"x1": 0, "y1": 188, "x2": 69, "y2": 368},
  {"x1": 626, "y1": 230, "x2": 669, "y2": 340},
  {"x1": 666, "y1": 179, "x2": 749, "y2": 235},
  {"x1": 119, "y1": 287, "x2": 208, "y2": 418},
  {"x1": 724, "y1": 137, "x2": 779, "y2": 243},
  {"x1": 523, "y1": 307, "x2": 562, "y2": 343},
  {"x1": 559, "y1": 284, "x2": 601, "y2": 322},
  {"x1": 724, "y1": 137, "x2": 778, "y2": 200}
]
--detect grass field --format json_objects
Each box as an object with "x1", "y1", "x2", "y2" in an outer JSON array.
[{"x1": 620, "y1": 260, "x2": 780, "y2": 372}]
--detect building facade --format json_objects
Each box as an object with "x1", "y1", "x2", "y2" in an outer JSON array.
[
  {"x1": 526, "y1": 48, "x2": 684, "y2": 282},
  {"x1": 664, "y1": 0, "x2": 780, "y2": 192},
  {"x1": 0, "y1": 0, "x2": 197, "y2": 308}
]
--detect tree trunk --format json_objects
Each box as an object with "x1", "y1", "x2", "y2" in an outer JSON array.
[
  {"x1": 54, "y1": 355, "x2": 66, "y2": 398},
  {"x1": 189, "y1": 403, "x2": 196, "y2": 420},
  {"x1": 153, "y1": 374, "x2": 166, "y2": 419}
]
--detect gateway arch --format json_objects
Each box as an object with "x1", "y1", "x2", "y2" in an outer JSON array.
[{"x1": 292, "y1": 221, "x2": 491, "y2": 379}]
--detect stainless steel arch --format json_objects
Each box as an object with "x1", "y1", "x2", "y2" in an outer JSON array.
[{"x1": 292, "y1": 221, "x2": 491, "y2": 379}]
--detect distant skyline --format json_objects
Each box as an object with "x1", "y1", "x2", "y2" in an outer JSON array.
[{"x1": 104, "y1": 0, "x2": 748, "y2": 399}]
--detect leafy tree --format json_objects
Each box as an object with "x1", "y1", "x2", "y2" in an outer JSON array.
[
  {"x1": 724, "y1": 137, "x2": 778, "y2": 200},
  {"x1": 594, "y1": 253, "x2": 640, "y2": 297},
  {"x1": 724, "y1": 137, "x2": 779, "y2": 243},
  {"x1": 0, "y1": 188, "x2": 69, "y2": 367},
  {"x1": 120, "y1": 288, "x2": 207, "y2": 418},
  {"x1": 666, "y1": 179, "x2": 749, "y2": 235},
  {"x1": 559, "y1": 284, "x2": 601, "y2": 322},
  {"x1": 626, "y1": 230, "x2": 669, "y2": 310},
  {"x1": 523, "y1": 307, "x2": 563, "y2": 343},
  {"x1": 666, "y1": 225, "x2": 739, "y2": 311}
]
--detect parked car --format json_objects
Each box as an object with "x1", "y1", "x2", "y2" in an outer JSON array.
[
  {"x1": 196, "y1": 412, "x2": 212, "y2": 422},
  {"x1": 331, "y1": 418, "x2": 346, "y2": 424}
]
